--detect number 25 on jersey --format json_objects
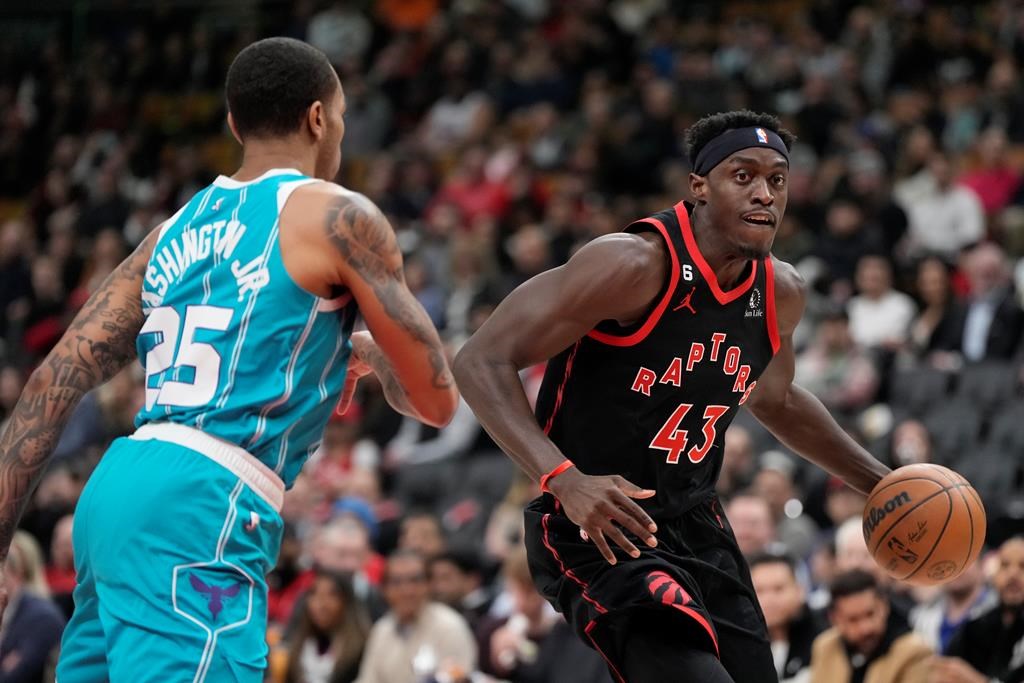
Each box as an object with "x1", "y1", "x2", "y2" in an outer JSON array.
[
  {"x1": 649, "y1": 403, "x2": 729, "y2": 464},
  {"x1": 139, "y1": 305, "x2": 234, "y2": 409}
]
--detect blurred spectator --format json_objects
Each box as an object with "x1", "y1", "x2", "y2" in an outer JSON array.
[
  {"x1": 272, "y1": 569, "x2": 370, "y2": 683},
  {"x1": 0, "y1": 365, "x2": 25, "y2": 425},
  {"x1": 894, "y1": 152, "x2": 985, "y2": 261},
  {"x1": 795, "y1": 307, "x2": 880, "y2": 416},
  {"x1": 398, "y1": 511, "x2": 447, "y2": 562},
  {"x1": 906, "y1": 257, "x2": 956, "y2": 360},
  {"x1": 44, "y1": 513, "x2": 75, "y2": 618},
  {"x1": 889, "y1": 420, "x2": 934, "y2": 468},
  {"x1": 356, "y1": 550, "x2": 477, "y2": 683},
  {"x1": 847, "y1": 255, "x2": 917, "y2": 351},
  {"x1": 429, "y1": 548, "x2": 493, "y2": 633},
  {"x1": 0, "y1": 531, "x2": 66, "y2": 683},
  {"x1": 809, "y1": 570, "x2": 931, "y2": 683},
  {"x1": 958, "y1": 128, "x2": 1021, "y2": 218},
  {"x1": 932, "y1": 242, "x2": 1024, "y2": 361},
  {"x1": 935, "y1": 536, "x2": 1024, "y2": 683},
  {"x1": 480, "y1": 546, "x2": 609, "y2": 683},
  {"x1": 750, "y1": 551, "x2": 828, "y2": 683},
  {"x1": 910, "y1": 559, "x2": 994, "y2": 655},
  {"x1": 752, "y1": 452, "x2": 819, "y2": 560},
  {"x1": 824, "y1": 480, "x2": 867, "y2": 531},
  {"x1": 725, "y1": 492, "x2": 779, "y2": 558},
  {"x1": 813, "y1": 199, "x2": 883, "y2": 299},
  {"x1": 306, "y1": 2, "x2": 372, "y2": 66},
  {"x1": 718, "y1": 424, "x2": 757, "y2": 498},
  {"x1": 273, "y1": 518, "x2": 386, "y2": 628}
]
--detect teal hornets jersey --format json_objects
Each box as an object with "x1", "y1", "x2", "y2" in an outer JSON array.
[{"x1": 134, "y1": 168, "x2": 356, "y2": 487}]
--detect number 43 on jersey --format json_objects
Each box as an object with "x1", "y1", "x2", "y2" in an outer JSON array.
[{"x1": 650, "y1": 404, "x2": 729, "y2": 464}]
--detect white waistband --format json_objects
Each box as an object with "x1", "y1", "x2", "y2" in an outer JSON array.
[{"x1": 130, "y1": 423, "x2": 284, "y2": 512}]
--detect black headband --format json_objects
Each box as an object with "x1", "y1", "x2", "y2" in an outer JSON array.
[{"x1": 692, "y1": 126, "x2": 789, "y2": 176}]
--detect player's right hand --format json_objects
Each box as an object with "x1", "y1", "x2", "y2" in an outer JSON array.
[{"x1": 547, "y1": 468, "x2": 658, "y2": 565}]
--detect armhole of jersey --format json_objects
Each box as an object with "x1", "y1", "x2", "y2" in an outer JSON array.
[
  {"x1": 765, "y1": 257, "x2": 781, "y2": 355},
  {"x1": 275, "y1": 178, "x2": 340, "y2": 308},
  {"x1": 586, "y1": 217, "x2": 680, "y2": 347}
]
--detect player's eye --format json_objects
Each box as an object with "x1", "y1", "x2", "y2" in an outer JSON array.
[
  {"x1": 772, "y1": 175, "x2": 786, "y2": 186},
  {"x1": 735, "y1": 171, "x2": 750, "y2": 182}
]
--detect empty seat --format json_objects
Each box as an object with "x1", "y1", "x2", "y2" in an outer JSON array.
[
  {"x1": 952, "y1": 446, "x2": 1018, "y2": 509},
  {"x1": 923, "y1": 401, "x2": 983, "y2": 466},
  {"x1": 955, "y1": 362, "x2": 1020, "y2": 413},
  {"x1": 889, "y1": 367, "x2": 953, "y2": 417},
  {"x1": 985, "y1": 399, "x2": 1024, "y2": 457}
]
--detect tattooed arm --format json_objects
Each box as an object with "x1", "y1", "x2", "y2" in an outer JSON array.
[
  {"x1": 322, "y1": 190, "x2": 457, "y2": 427},
  {"x1": 0, "y1": 231, "x2": 157, "y2": 610}
]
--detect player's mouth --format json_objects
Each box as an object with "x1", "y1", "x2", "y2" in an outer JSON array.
[{"x1": 741, "y1": 212, "x2": 776, "y2": 228}]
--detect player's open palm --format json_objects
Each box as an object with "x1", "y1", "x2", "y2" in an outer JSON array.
[{"x1": 548, "y1": 468, "x2": 658, "y2": 565}]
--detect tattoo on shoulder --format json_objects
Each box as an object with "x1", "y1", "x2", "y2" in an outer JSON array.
[{"x1": 325, "y1": 194, "x2": 453, "y2": 390}]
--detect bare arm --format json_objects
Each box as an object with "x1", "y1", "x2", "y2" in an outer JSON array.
[
  {"x1": 454, "y1": 233, "x2": 665, "y2": 563},
  {"x1": 745, "y1": 260, "x2": 891, "y2": 495},
  {"x1": 0, "y1": 231, "x2": 157, "y2": 594},
  {"x1": 323, "y1": 190, "x2": 457, "y2": 427}
]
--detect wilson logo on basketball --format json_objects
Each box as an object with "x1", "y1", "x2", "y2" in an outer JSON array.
[{"x1": 864, "y1": 491, "x2": 912, "y2": 536}]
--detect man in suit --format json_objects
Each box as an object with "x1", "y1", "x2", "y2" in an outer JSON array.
[
  {"x1": 933, "y1": 242, "x2": 1024, "y2": 361},
  {"x1": 0, "y1": 531, "x2": 66, "y2": 683}
]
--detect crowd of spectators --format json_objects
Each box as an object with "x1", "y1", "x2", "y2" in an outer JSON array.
[{"x1": 6, "y1": 1, "x2": 1024, "y2": 681}]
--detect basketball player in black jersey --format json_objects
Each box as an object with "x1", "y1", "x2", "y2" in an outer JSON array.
[{"x1": 454, "y1": 111, "x2": 892, "y2": 683}]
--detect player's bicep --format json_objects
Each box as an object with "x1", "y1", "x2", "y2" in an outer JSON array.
[
  {"x1": 324, "y1": 192, "x2": 452, "y2": 390},
  {"x1": 46, "y1": 229, "x2": 157, "y2": 385}
]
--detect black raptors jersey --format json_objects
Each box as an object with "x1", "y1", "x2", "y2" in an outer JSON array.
[{"x1": 535, "y1": 201, "x2": 780, "y2": 519}]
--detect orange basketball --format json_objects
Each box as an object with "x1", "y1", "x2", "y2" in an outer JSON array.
[{"x1": 862, "y1": 463, "x2": 986, "y2": 586}]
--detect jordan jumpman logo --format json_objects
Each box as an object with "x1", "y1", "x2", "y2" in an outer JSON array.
[{"x1": 673, "y1": 286, "x2": 697, "y2": 314}]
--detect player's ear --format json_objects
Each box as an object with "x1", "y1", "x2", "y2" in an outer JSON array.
[
  {"x1": 689, "y1": 172, "x2": 708, "y2": 204},
  {"x1": 226, "y1": 112, "x2": 243, "y2": 146},
  {"x1": 307, "y1": 101, "x2": 325, "y2": 142}
]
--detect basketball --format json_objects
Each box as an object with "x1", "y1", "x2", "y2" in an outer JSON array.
[{"x1": 862, "y1": 464, "x2": 986, "y2": 586}]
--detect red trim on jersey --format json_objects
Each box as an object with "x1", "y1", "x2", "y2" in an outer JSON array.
[
  {"x1": 541, "y1": 514, "x2": 608, "y2": 614},
  {"x1": 587, "y1": 217, "x2": 680, "y2": 347},
  {"x1": 674, "y1": 202, "x2": 758, "y2": 305},
  {"x1": 542, "y1": 340, "x2": 582, "y2": 434},
  {"x1": 764, "y1": 257, "x2": 781, "y2": 354},
  {"x1": 585, "y1": 620, "x2": 628, "y2": 683}
]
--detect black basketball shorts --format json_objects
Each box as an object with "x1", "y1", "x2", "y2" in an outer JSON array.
[{"x1": 523, "y1": 493, "x2": 777, "y2": 682}]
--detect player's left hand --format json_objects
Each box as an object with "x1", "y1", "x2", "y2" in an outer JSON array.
[
  {"x1": 929, "y1": 656, "x2": 987, "y2": 683},
  {"x1": 338, "y1": 331, "x2": 374, "y2": 415}
]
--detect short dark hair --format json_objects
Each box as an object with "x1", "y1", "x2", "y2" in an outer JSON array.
[
  {"x1": 384, "y1": 549, "x2": 428, "y2": 583},
  {"x1": 431, "y1": 547, "x2": 484, "y2": 577},
  {"x1": 684, "y1": 110, "x2": 796, "y2": 169},
  {"x1": 829, "y1": 569, "x2": 881, "y2": 608},
  {"x1": 225, "y1": 37, "x2": 338, "y2": 139},
  {"x1": 748, "y1": 550, "x2": 797, "y2": 575}
]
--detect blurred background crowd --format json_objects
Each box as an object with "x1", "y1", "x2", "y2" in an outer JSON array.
[{"x1": 6, "y1": 0, "x2": 1024, "y2": 681}]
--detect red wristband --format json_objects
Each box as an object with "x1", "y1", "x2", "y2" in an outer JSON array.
[{"x1": 539, "y1": 460, "x2": 575, "y2": 494}]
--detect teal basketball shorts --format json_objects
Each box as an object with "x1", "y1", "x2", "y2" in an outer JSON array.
[{"x1": 56, "y1": 423, "x2": 285, "y2": 683}]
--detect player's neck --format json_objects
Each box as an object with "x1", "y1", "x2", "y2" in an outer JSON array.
[
  {"x1": 235, "y1": 141, "x2": 316, "y2": 181},
  {"x1": 690, "y1": 207, "x2": 754, "y2": 289}
]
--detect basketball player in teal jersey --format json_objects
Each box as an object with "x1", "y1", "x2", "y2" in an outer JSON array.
[{"x1": 0, "y1": 38, "x2": 457, "y2": 681}]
